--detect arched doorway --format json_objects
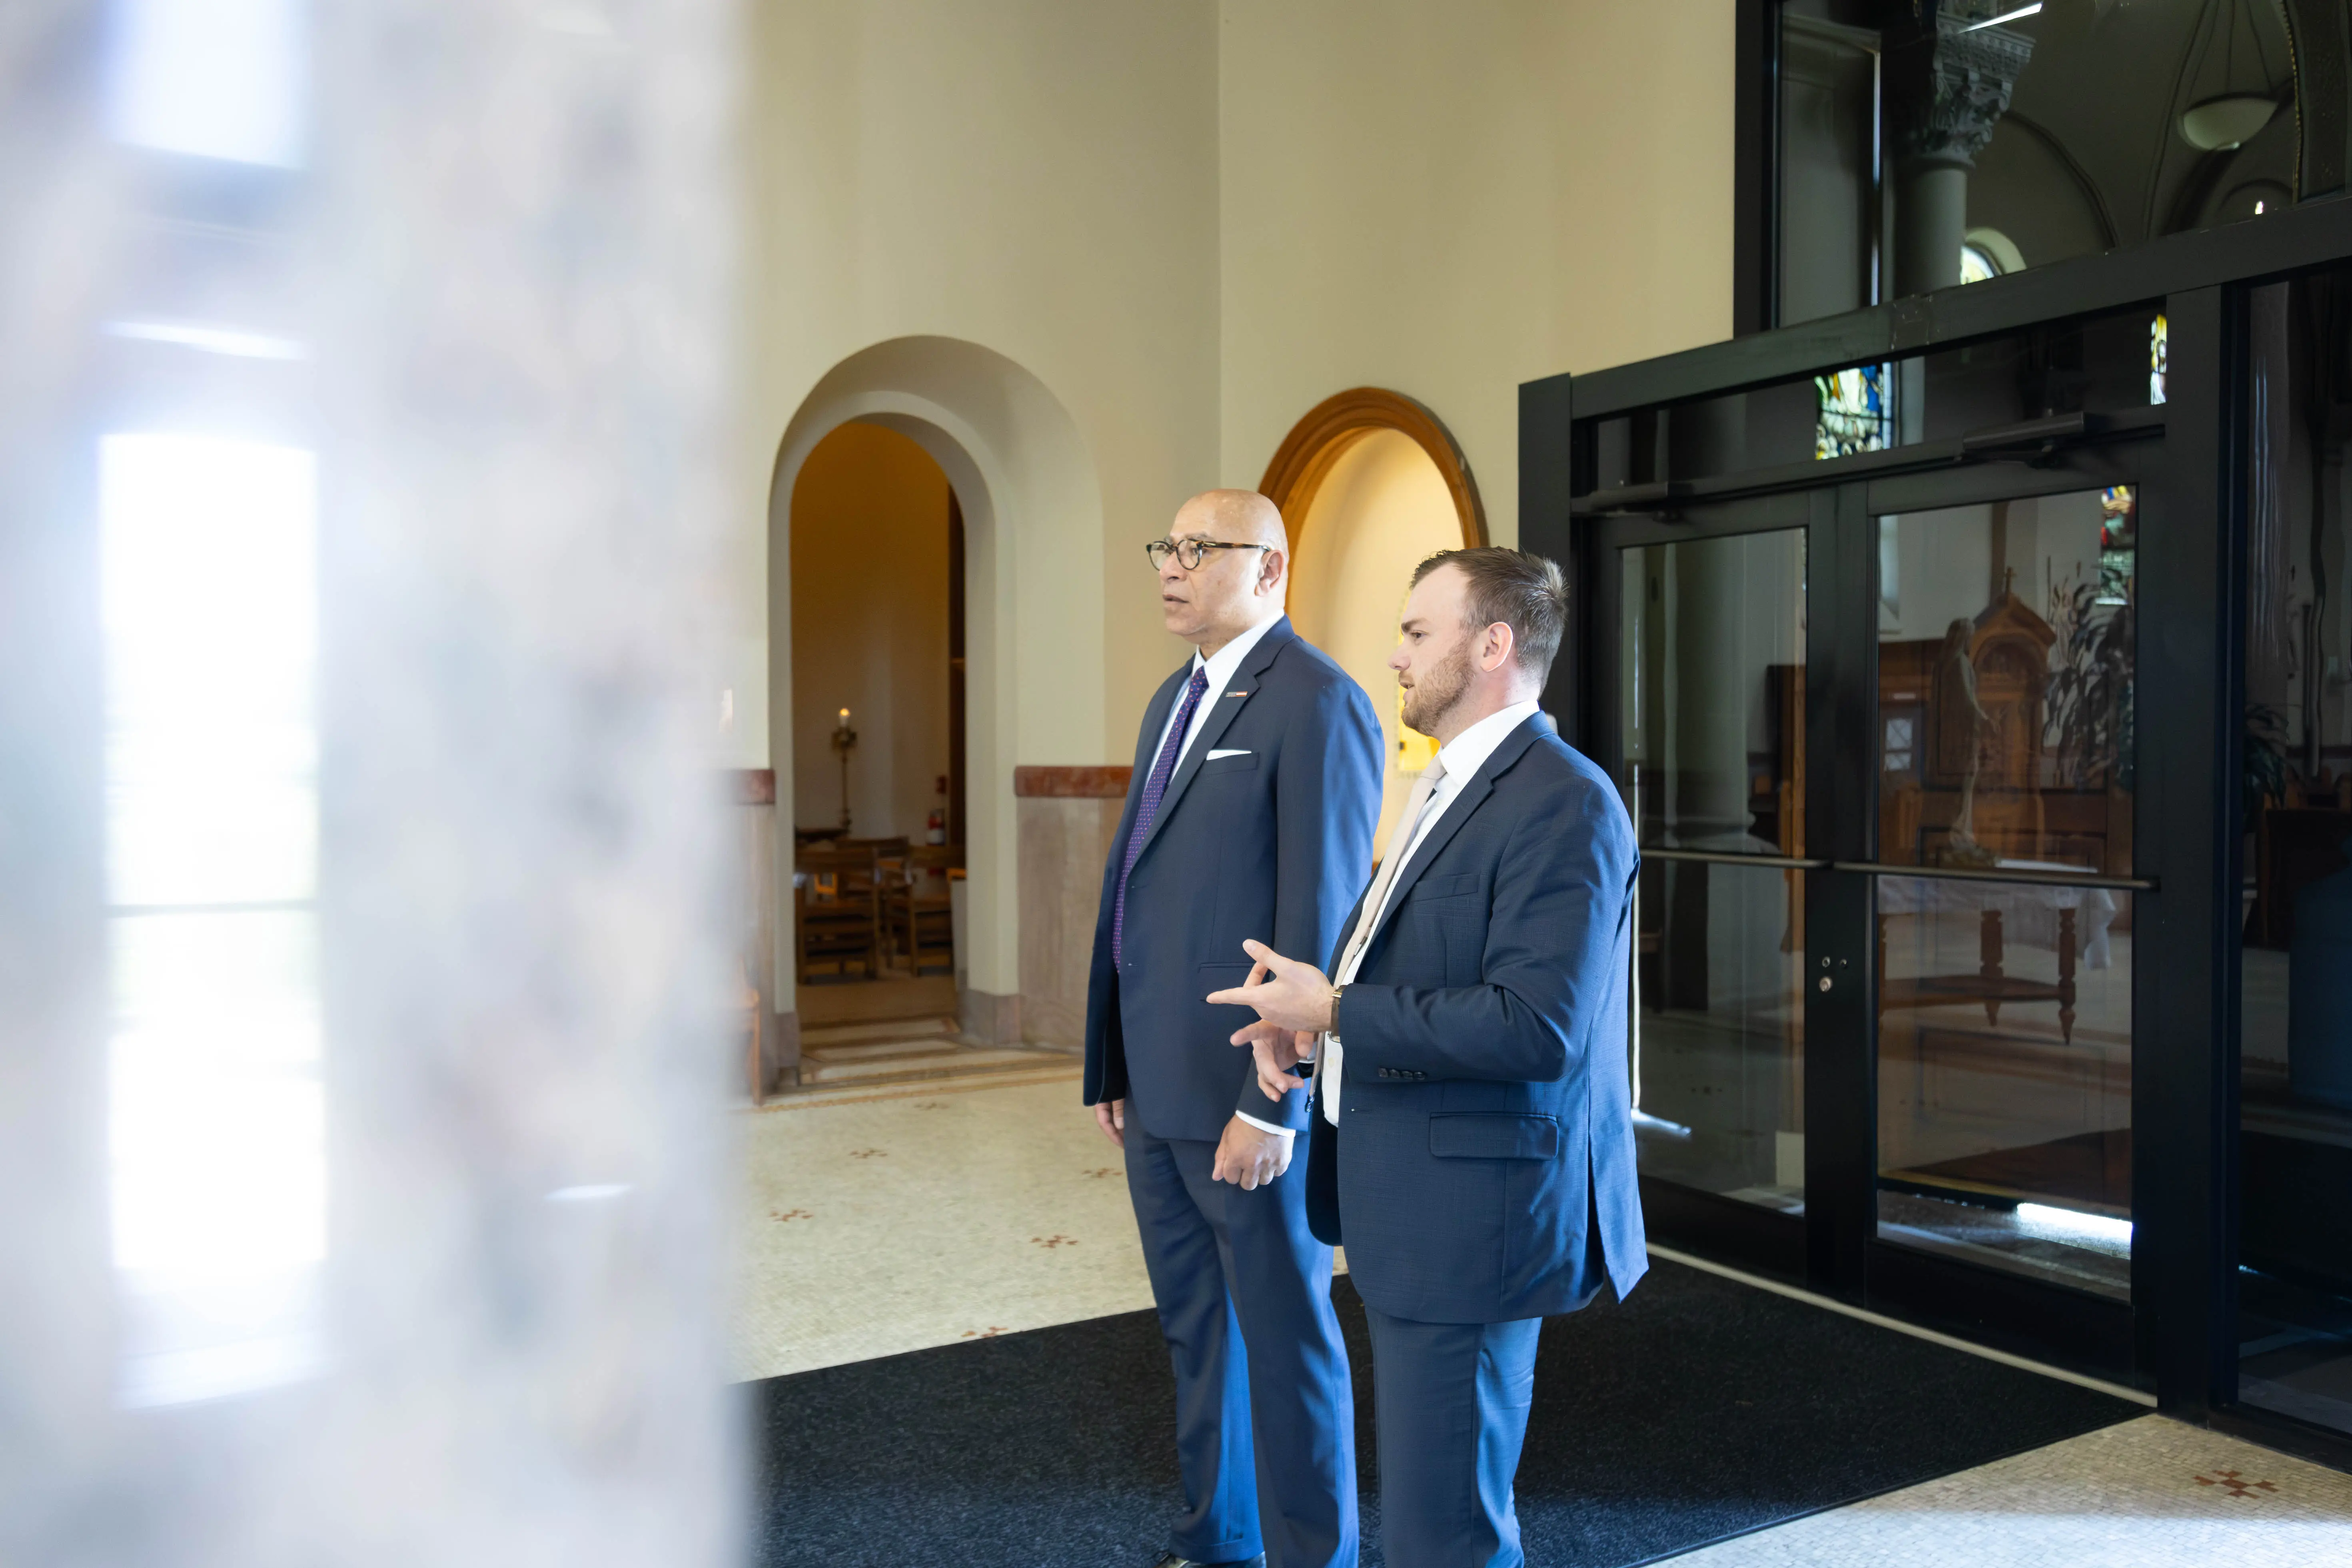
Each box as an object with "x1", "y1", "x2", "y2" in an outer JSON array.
[
  {"x1": 766, "y1": 337, "x2": 1104, "y2": 1076},
  {"x1": 1262, "y1": 388, "x2": 1485, "y2": 855},
  {"x1": 783, "y1": 423, "x2": 965, "y2": 1051}
]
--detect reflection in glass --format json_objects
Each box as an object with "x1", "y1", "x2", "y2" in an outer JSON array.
[
  {"x1": 1584, "y1": 311, "x2": 2162, "y2": 495},
  {"x1": 1620, "y1": 529, "x2": 1808, "y2": 1209},
  {"x1": 2239, "y1": 273, "x2": 2352, "y2": 1437},
  {"x1": 1620, "y1": 530, "x2": 1808, "y2": 856},
  {"x1": 1876, "y1": 491, "x2": 2134, "y2": 878},
  {"x1": 101, "y1": 433, "x2": 323, "y2": 1406},
  {"x1": 1875, "y1": 875, "x2": 2133, "y2": 1299},
  {"x1": 1777, "y1": 0, "x2": 2302, "y2": 324},
  {"x1": 1632, "y1": 860, "x2": 1806, "y2": 1209},
  {"x1": 1816, "y1": 365, "x2": 1892, "y2": 459}
]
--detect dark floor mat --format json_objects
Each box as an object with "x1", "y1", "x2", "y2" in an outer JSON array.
[{"x1": 753, "y1": 1256, "x2": 2139, "y2": 1566}]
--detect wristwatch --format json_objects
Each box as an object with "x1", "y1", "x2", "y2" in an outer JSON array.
[{"x1": 1326, "y1": 983, "x2": 1345, "y2": 1035}]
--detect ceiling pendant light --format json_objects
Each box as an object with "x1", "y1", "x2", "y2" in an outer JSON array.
[
  {"x1": 2177, "y1": 0, "x2": 2285, "y2": 152},
  {"x1": 2181, "y1": 94, "x2": 2277, "y2": 151}
]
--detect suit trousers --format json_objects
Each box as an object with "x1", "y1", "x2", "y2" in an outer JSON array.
[
  {"x1": 1124, "y1": 1117, "x2": 1357, "y2": 1568},
  {"x1": 1362, "y1": 1308, "x2": 1543, "y2": 1568}
]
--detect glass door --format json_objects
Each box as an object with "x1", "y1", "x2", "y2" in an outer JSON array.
[
  {"x1": 1846, "y1": 439, "x2": 2161, "y2": 1375},
  {"x1": 1862, "y1": 483, "x2": 2142, "y2": 1303},
  {"x1": 1587, "y1": 434, "x2": 2161, "y2": 1374},
  {"x1": 1594, "y1": 490, "x2": 1828, "y2": 1280}
]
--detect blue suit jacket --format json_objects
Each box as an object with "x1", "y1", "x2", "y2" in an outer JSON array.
[
  {"x1": 1306, "y1": 711, "x2": 1646, "y2": 1324},
  {"x1": 1083, "y1": 617, "x2": 1382, "y2": 1142}
]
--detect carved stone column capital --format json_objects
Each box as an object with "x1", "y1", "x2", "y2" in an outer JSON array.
[{"x1": 1899, "y1": 14, "x2": 2036, "y2": 171}]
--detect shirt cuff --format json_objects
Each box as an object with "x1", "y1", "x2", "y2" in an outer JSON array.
[{"x1": 1234, "y1": 1111, "x2": 1297, "y2": 1141}]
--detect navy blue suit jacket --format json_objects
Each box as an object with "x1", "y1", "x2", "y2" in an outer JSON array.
[
  {"x1": 1083, "y1": 618, "x2": 1382, "y2": 1143},
  {"x1": 1306, "y1": 711, "x2": 1647, "y2": 1324}
]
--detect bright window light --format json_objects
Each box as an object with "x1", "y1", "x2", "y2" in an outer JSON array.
[
  {"x1": 102, "y1": 435, "x2": 317, "y2": 909},
  {"x1": 106, "y1": 0, "x2": 307, "y2": 168},
  {"x1": 105, "y1": 320, "x2": 309, "y2": 362},
  {"x1": 1963, "y1": 3, "x2": 2042, "y2": 32},
  {"x1": 2017, "y1": 1201, "x2": 2134, "y2": 1254},
  {"x1": 101, "y1": 432, "x2": 324, "y2": 1408}
]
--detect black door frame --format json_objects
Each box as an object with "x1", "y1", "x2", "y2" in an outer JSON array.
[
  {"x1": 1523, "y1": 191, "x2": 2352, "y2": 1462},
  {"x1": 1586, "y1": 437, "x2": 2166, "y2": 1381}
]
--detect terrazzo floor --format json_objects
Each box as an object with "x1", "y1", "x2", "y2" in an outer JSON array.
[
  {"x1": 734, "y1": 1069, "x2": 2352, "y2": 1562},
  {"x1": 1675, "y1": 1413, "x2": 2352, "y2": 1566},
  {"x1": 732, "y1": 1066, "x2": 1148, "y2": 1379}
]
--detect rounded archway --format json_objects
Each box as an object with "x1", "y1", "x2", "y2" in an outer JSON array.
[
  {"x1": 767, "y1": 337, "x2": 1104, "y2": 1051},
  {"x1": 1258, "y1": 387, "x2": 1486, "y2": 559},
  {"x1": 1260, "y1": 388, "x2": 1485, "y2": 855}
]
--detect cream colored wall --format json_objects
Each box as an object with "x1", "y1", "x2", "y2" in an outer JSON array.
[
  {"x1": 735, "y1": 0, "x2": 1740, "y2": 1017},
  {"x1": 1217, "y1": 0, "x2": 1740, "y2": 543},
  {"x1": 1287, "y1": 430, "x2": 1459, "y2": 858},
  {"x1": 738, "y1": 0, "x2": 1218, "y2": 779},
  {"x1": 788, "y1": 423, "x2": 950, "y2": 842}
]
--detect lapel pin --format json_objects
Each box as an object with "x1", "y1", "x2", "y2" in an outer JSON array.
[{"x1": 1228, "y1": 689, "x2": 1248, "y2": 697}]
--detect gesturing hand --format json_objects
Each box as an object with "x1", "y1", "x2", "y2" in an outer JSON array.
[
  {"x1": 1205, "y1": 939, "x2": 1338, "y2": 1035},
  {"x1": 1233, "y1": 1019, "x2": 1320, "y2": 1102}
]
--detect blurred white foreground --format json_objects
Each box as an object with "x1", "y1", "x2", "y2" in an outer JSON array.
[{"x1": 0, "y1": 2, "x2": 745, "y2": 1563}]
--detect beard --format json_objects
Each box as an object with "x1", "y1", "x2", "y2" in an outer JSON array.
[{"x1": 1399, "y1": 639, "x2": 1473, "y2": 737}]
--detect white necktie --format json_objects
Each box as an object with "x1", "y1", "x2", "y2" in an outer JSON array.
[{"x1": 1321, "y1": 755, "x2": 1446, "y2": 1126}]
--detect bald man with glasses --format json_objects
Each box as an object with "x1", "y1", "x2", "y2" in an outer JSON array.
[{"x1": 1085, "y1": 490, "x2": 1382, "y2": 1568}]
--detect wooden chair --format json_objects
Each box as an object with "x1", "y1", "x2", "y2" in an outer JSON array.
[
  {"x1": 841, "y1": 838, "x2": 912, "y2": 970},
  {"x1": 887, "y1": 847, "x2": 958, "y2": 977},
  {"x1": 795, "y1": 842, "x2": 884, "y2": 983}
]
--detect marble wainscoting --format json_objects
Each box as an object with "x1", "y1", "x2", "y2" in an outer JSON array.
[
  {"x1": 734, "y1": 769, "x2": 792, "y2": 1095},
  {"x1": 1014, "y1": 766, "x2": 1130, "y2": 1048}
]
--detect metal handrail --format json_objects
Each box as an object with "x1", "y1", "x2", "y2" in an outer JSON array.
[
  {"x1": 1638, "y1": 847, "x2": 1828, "y2": 871},
  {"x1": 1633, "y1": 845, "x2": 2157, "y2": 891},
  {"x1": 1831, "y1": 859, "x2": 2156, "y2": 893}
]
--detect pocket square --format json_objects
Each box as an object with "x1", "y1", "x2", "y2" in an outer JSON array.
[{"x1": 1206, "y1": 748, "x2": 1251, "y2": 760}]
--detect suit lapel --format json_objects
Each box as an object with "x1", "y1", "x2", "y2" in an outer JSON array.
[
  {"x1": 1327, "y1": 882, "x2": 1373, "y2": 973},
  {"x1": 1358, "y1": 712, "x2": 1553, "y2": 959},
  {"x1": 1131, "y1": 618, "x2": 1295, "y2": 867}
]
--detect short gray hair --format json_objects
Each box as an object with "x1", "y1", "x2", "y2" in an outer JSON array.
[{"x1": 1411, "y1": 547, "x2": 1569, "y2": 678}]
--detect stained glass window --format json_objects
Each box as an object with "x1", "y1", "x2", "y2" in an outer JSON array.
[
  {"x1": 2098, "y1": 484, "x2": 2136, "y2": 605},
  {"x1": 2150, "y1": 313, "x2": 2168, "y2": 405},
  {"x1": 1959, "y1": 242, "x2": 2000, "y2": 284},
  {"x1": 1815, "y1": 364, "x2": 1891, "y2": 459}
]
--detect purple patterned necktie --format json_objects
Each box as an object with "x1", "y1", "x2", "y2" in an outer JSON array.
[{"x1": 1112, "y1": 665, "x2": 1211, "y2": 968}]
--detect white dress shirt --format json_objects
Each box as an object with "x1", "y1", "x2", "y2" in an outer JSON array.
[
  {"x1": 1154, "y1": 612, "x2": 1280, "y2": 771},
  {"x1": 1318, "y1": 697, "x2": 1544, "y2": 1126}
]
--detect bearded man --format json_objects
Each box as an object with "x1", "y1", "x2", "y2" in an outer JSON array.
[{"x1": 1210, "y1": 546, "x2": 1645, "y2": 1568}]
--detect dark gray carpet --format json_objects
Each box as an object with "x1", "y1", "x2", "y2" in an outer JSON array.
[{"x1": 753, "y1": 1256, "x2": 2138, "y2": 1566}]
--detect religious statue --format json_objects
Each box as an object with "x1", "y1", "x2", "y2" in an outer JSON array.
[{"x1": 1937, "y1": 616, "x2": 1998, "y2": 869}]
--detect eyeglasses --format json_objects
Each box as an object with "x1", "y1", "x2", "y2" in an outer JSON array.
[{"x1": 1146, "y1": 538, "x2": 1274, "y2": 571}]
